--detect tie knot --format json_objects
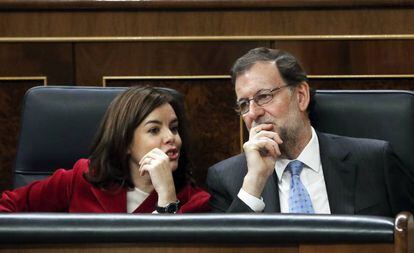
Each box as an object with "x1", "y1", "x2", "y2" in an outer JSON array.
[{"x1": 287, "y1": 160, "x2": 304, "y2": 176}]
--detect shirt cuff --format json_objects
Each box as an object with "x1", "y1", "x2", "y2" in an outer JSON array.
[{"x1": 237, "y1": 188, "x2": 265, "y2": 212}]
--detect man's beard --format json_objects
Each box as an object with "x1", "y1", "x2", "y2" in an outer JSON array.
[
  {"x1": 277, "y1": 125, "x2": 299, "y2": 159},
  {"x1": 253, "y1": 113, "x2": 302, "y2": 160}
]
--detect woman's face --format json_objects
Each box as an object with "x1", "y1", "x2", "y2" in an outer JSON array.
[{"x1": 128, "y1": 103, "x2": 182, "y2": 171}]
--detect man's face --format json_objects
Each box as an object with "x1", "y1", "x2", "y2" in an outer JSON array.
[{"x1": 235, "y1": 61, "x2": 304, "y2": 158}]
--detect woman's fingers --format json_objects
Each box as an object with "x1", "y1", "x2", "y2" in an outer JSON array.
[
  {"x1": 139, "y1": 148, "x2": 167, "y2": 166},
  {"x1": 138, "y1": 148, "x2": 171, "y2": 176}
]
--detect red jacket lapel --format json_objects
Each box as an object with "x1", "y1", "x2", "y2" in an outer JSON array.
[{"x1": 90, "y1": 186, "x2": 127, "y2": 213}]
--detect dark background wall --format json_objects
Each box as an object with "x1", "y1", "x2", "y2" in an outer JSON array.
[{"x1": 0, "y1": 0, "x2": 413, "y2": 191}]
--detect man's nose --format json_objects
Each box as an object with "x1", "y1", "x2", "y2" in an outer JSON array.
[{"x1": 246, "y1": 101, "x2": 264, "y2": 120}]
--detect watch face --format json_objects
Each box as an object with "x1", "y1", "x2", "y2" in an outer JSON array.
[
  {"x1": 157, "y1": 200, "x2": 180, "y2": 213},
  {"x1": 167, "y1": 202, "x2": 179, "y2": 213}
]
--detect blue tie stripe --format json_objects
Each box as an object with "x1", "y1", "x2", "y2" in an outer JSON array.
[{"x1": 287, "y1": 160, "x2": 315, "y2": 214}]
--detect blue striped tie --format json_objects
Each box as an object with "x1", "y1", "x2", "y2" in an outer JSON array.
[{"x1": 287, "y1": 160, "x2": 315, "y2": 214}]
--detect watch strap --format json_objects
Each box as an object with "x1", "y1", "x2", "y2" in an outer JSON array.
[{"x1": 156, "y1": 200, "x2": 180, "y2": 214}]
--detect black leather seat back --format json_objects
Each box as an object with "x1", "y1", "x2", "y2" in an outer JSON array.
[
  {"x1": 311, "y1": 90, "x2": 414, "y2": 171},
  {"x1": 14, "y1": 86, "x2": 126, "y2": 187},
  {"x1": 13, "y1": 86, "x2": 182, "y2": 188}
]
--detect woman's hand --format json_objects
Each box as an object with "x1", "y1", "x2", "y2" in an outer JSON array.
[{"x1": 138, "y1": 148, "x2": 177, "y2": 207}]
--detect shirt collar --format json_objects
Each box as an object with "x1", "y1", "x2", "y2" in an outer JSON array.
[{"x1": 275, "y1": 127, "x2": 321, "y2": 182}]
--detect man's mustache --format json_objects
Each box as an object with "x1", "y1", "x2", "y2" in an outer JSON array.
[{"x1": 252, "y1": 120, "x2": 275, "y2": 129}]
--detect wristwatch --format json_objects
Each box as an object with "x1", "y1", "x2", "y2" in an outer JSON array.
[{"x1": 156, "y1": 200, "x2": 180, "y2": 214}]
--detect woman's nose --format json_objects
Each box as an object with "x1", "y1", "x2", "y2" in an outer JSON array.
[{"x1": 163, "y1": 129, "x2": 175, "y2": 143}]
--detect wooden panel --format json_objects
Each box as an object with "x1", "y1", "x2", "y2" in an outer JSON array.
[
  {"x1": 0, "y1": 244, "x2": 298, "y2": 253},
  {"x1": 75, "y1": 42, "x2": 267, "y2": 85},
  {"x1": 1, "y1": 0, "x2": 413, "y2": 10},
  {"x1": 394, "y1": 212, "x2": 414, "y2": 253},
  {"x1": 0, "y1": 80, "x2": 42, "y2": 192},
  {"x1": 309, "y1": 77, "x2": 414, "y2": 90},
  {"x1": 300, "y1": 244, "x2": 393, "y2": 253},
  {"x1": 106, "y1": 78, "x2": 239, "y2": 186},
  {"x1": 1, "y1": 8, "x2": 414, "y2": 37},
  {"x1": 75, "y1": 40, "x2": 414, "y2": 86},
  {"x1": 0, "y1": 43, "x2": 74, "y2": 84},
  {"x1": 274, "y1": 40, "x2": 414, "y2": 75}
]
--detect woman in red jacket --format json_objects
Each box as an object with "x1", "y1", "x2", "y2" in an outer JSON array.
[{"x1": 0, "y1": 86, "x2": 210, "y2": 213}]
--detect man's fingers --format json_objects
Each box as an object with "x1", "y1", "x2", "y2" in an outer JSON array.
[{"x1": 256, "y1": 130, "x2": 283, "y2": 144}]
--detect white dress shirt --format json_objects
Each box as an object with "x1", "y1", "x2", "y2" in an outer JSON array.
[{"x1": 238, "y1": 127, "x2": 331, "y2": 214}]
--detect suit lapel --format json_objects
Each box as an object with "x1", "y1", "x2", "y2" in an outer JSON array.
[
  {"x1": 262, "y1": 172, "x2": 281, "y2": 212},
  {"x1": 318, "y1": 132, "x2": 356, "y2": 214},
  {"x1": 239, "y1": 154, "x2": 280, "y2": 212}
]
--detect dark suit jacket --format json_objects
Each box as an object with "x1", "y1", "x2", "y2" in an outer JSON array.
[
  {"x1": 0, "y1": 159, "x2": 211, "y2": 213},
  {"x1": 206, "y1": 132, "x2": 414, "y2": 217}
]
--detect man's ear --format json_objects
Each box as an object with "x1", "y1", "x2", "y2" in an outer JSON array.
[{"x1": 296, "y1": 82, "x2": 310, "y2": 112}]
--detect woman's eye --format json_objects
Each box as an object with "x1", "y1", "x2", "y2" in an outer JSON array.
[
  {"x1": 148, "y1": 127, "x2": 160, "y2": 134},
  {"x1": 170, "y1": 125, "x2": 179, "y2": 134}
]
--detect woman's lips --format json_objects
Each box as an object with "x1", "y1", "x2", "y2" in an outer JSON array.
[{"x1": 166, "y1": 148, "x2": 179, "y2": 160}]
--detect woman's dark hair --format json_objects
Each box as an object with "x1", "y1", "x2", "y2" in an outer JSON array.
[{"x1": 84, "y1": 86, "x2": 194, "y2": 191}]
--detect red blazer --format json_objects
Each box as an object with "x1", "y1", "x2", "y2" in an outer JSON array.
[{"x1": 0, "y1": 159, "x2": 210, "y2": 213}]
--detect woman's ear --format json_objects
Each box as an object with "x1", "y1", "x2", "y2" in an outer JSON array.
[{"x1": 296, "y1": 82, "x2": 310, "y2": 112}]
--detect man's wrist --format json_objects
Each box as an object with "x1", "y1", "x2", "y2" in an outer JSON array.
[
  {"x1": 242, "y1": 173, "x2": 267, "y2": 198},
  {"x1": 237, "y1": 188, "x2": 265, "y2": 212}
]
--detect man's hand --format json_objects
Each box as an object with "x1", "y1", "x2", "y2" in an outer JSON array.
[{"x1": 242, "y1": 123, "x2": 283, "y2": 198}]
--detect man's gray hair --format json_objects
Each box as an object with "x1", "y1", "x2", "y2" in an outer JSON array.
[{"x1": 231, "y1": 47, "x2": 308, "y2": 87}]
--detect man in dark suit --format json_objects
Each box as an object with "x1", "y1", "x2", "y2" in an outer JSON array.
[{"x1": 206, "y1": 47, "x2": 414, "y2": 217}]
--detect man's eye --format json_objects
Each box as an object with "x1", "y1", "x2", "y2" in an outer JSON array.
[
  {"x1": 238, "y1": 101, "x2": 249, "y2": 109},
  {"x1": 256, "y1": 93, "x2": 271, "y2": 101}
]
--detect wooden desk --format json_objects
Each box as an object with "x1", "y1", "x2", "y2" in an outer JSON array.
[{"x1": 0, "y1": 212, "x2": 412, "y2": 253}]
